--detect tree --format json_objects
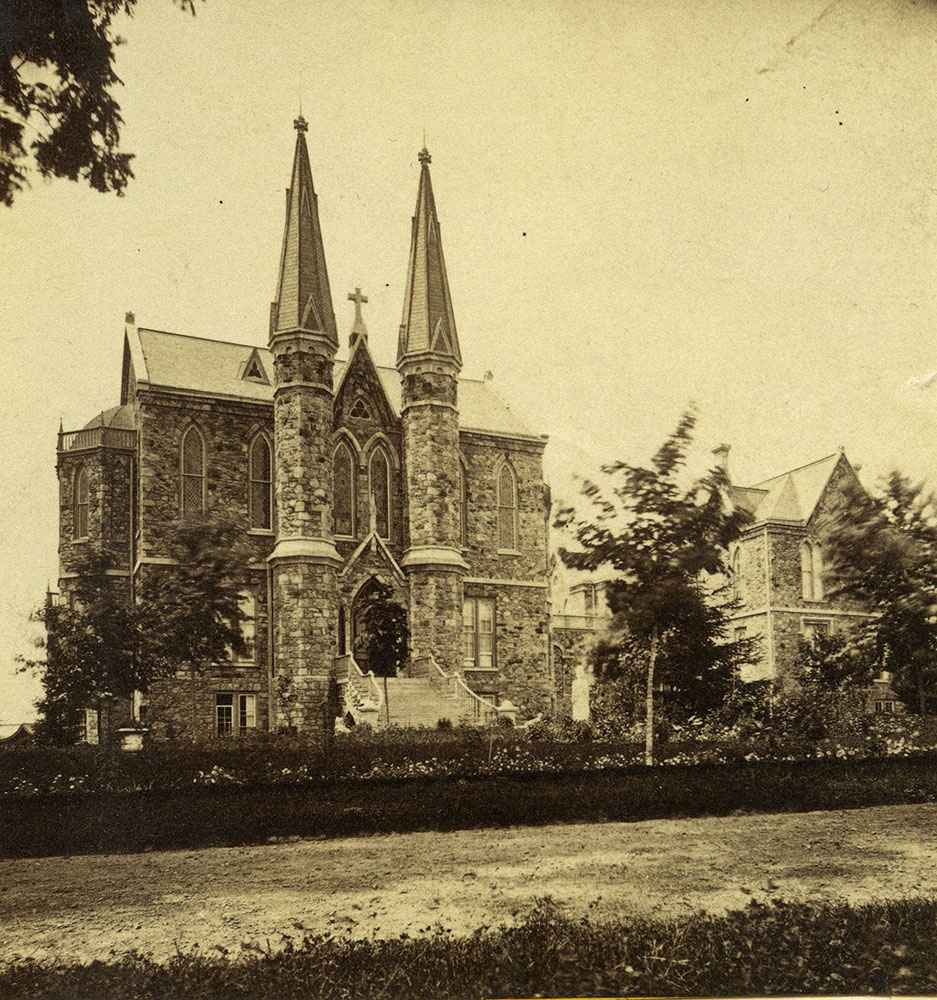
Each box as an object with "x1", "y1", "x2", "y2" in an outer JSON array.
[
  {"x1": 18, "y1": 553, "x2": 154, "y2": 745},
  {"x1": 1, "y1": 0, "x2": 196, "y2": 206},
  {"x1": 356, "y1": 581, "x2": 409, "y2": 678},
  {"x1": 824, "y1": 471, "x2": 937, "y2": 714},
  {"x1": 139, "y1": 517, "x2": 252, "y2": 738},
  {"x1": 555, "y1": 410, "x2": 756, "y2": 763},
  {"x1": 794, "y1": 629, "x2": 875, "y2": 693}
]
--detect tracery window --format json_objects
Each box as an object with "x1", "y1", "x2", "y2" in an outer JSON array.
[
  {"x1": 73, "y1": 467, "x2": 89, "y2": 539},
  {"x1": 350, "y1": 396, "x2": 371, "y2": 419},
  {"x1": 333, "y1": 442, "x2": 356, "y2": 537},
  {"x1": 181, "y1": 425, "x2": 206, "y2": 516},
  {"x1": 249, "y1": 435, "x2": 272, "y2": 530},
  {"x1": 369, "y1": 446, "x2": 391, "y2": 538},
  {"x1": 497, "y1": 464, "x2": 518, "y2": 551}
]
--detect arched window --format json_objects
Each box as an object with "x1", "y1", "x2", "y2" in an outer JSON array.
[
  {"x1": 497, "y1": 463, "x2": 518, "y2": 551},
  {"x1": 731, "y1": 546, "x2": 744, "y2": 602},
  {"x1": 235, "y1": 589, "x2": 255, "y2": 662},
  {"x1": 458, "y1": 462, "x2": 468, "y2": 548},
  {"x1": 73, "y1": 467, "x2": 89, "y2": 539},
  {"x1": 333, "y1": 442, "x2": 356, "y2": 537},
  {"x1": 801, "y1": 540, "x2": 824, "y2": 601},
  {"x1": 369, "y1": 446, "x2": 391, "y2": 538},
  {"x1": 249, "y1": 435, "x2": 272, "y2": 530},
  {"x1": 181, "y1": 426, "x2": 206, "y2": 516}
]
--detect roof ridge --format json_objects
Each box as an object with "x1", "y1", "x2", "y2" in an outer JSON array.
[
  {"x1": 752, "y1": 451, "x2": 840, "y2": 488},
  {"x1": 138, "y1": 327, "x2": 268, "y2": 351}
]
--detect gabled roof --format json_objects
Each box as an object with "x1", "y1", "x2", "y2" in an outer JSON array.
[
  {"x1": 126, "y1": 326, "x2": 538, "y2": 439},
  {"x1": 734, "y1": 452, "x2": 846, "y2": 526},
  {"x1": 397, "y1": 148, "x2": 462, "y2": 369}
]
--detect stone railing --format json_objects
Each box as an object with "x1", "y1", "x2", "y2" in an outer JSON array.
[
  {"x1": 425, "y1": 654, "x2": 505, "y2": 725},
  {"x1": 58, "y1": 427, "x2": 137, "y2": 453},
  {"x1": 335, "y1": 653, "x2": 383, "y2": 727},
  {"x1": 552, "y1": 613, "x2": 603, "y2": 631}
]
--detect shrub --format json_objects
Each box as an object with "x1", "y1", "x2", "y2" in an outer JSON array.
[{"x1": 3, "y1": 898, "x2": 937, "y2": 998}]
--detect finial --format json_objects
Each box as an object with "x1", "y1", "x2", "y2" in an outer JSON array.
[
  {"x1": 348, "y1": 286, "x2": 369, "y2": 345},
  {"x1": 125, "y1": 311, "x2": 135, "y2": 325},
  {"x1": 294, "y1": 114, "x2": 308, "y2": 133},
  {"x1": 418, "y1": 146, "x2": 431, "y2": 166}
]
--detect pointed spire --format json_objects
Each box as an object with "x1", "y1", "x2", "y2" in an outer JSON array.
[
  {"x1": 271, "y1": 116, "x2": 337, "y2": 348},
  {"x1": 397, "y1": 147, "x2": 462, "y2": 369}
]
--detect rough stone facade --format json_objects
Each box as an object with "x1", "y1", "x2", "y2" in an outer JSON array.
[
  {"x1": 728, "y1": 451, "x2": 875, "y2": 686},
  {"x1": 55, "y1": 125, "x2": 555, "y2": 738}
]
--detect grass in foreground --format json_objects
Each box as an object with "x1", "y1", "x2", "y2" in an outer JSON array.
[{"x1": 2, "y1": 897, "x2": 937, "y2": 999}]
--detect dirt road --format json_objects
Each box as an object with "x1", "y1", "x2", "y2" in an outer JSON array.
[{"x1": 2, "y1": 803, "x2": 936, "y2": 963}]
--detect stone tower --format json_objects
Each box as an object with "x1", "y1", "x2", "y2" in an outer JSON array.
[
  {"x1": 397, "y1": 148, "x2": 468, "y2": 672},
  {"x1": 268, "y1": 116, "x2": 342, "y2": 730}
]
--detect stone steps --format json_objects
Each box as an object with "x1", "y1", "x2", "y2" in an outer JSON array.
[{"x1": 379, "y1": 677, "x2": 468, "y2": 729}]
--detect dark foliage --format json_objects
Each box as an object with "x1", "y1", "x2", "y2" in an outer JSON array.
[
  {"x1": 0, "y1": 0, "x2": 197, "y2": 205},
  {"x1": 355, "y1": 580, "x2": 409, "y2": 677},
  {"x1": 4, "y1": 751, "x2": 937, "y2": 858},
  {"x1": 824, "y1": 471, "x2": 937, "y2": 714},
  {"x1": 3, "y1": 897, "x2": 937, "y2": 998},
  {"x1": 17, "y1": 553, "x2": 157, "y2": 745},
  {"x1": 556, "y1": 410, "x2": 756, "y2": 757}
]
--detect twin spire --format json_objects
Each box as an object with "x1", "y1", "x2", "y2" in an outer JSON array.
[
  {"x1": 271, "y1": 121, "x2": 461, "y2": 371},
  {"x1": 271, "y1": 115, "x2": 338, "y2": 347}
]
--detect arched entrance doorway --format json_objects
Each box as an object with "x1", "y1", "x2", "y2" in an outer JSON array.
[{"x1": 350, "y1": 577, "x2": 408, "y2": 677}]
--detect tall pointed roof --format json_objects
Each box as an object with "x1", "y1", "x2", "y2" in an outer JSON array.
[
  {"x1": 270, "y1": 116, "x2": 337, "y2": 347},
  {"x1": 397, "y1": 147, "x2": 462, "y2": 369}
]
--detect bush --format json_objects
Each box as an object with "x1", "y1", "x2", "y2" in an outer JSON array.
[
  {"x1": 4, "y1": 753, "x2": 937, "y2": 858},
  {"x1": 3, "y1": 898, "x2": 937, "y2": 998}
]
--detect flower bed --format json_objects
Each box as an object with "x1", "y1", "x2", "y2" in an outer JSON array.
[{"x1": 1, "y1": 715, "x2": 935, "y2": 798}]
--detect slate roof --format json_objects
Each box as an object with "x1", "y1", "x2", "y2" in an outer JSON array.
[
  {"x1": 731, "y1": 452, "x2": 844, "y2": 526},
  {"x1": 128, "y1": 327, "x2": 539, "y2": 439},
  {"x1": 397, "y1": 148, "x2": 462, "y2": 367},
  {"x1": 82, "y1": 404, "x2": 135, "y2": 430}
]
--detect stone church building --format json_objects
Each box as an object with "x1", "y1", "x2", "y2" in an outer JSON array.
[{"x1": 56, "y1": 118, "x2": 553, "y2": 738}]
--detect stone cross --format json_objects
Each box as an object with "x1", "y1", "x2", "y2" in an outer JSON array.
[{"x1": 348, "y1": 287, "x2": 369, "y2": 345}]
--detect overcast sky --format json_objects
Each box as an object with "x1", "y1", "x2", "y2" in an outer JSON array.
[{"x1": 2, "y1": 0, "x2": 936, "y2": 722}]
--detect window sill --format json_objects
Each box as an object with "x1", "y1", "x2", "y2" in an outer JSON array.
[
  {"x1": 247, "y1": 528, "x2": 274, "y2": 537},
  {"x1": 497, "y1": 548, "x2": 521, "y2": 557},
  {"x1": 72, "y1": 537, "x2": 89, "y2": 545}
]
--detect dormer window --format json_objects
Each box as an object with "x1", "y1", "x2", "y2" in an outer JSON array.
[
  {"x1": 350, "y1": 396, "x2": 371, "y2": 420},
  {"x1": 241, "y1": 349, "x2": 269, "y2": 384}
]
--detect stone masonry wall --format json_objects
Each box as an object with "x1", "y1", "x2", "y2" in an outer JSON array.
[
  {"x1": 270, "y1": 344, "x2": 338, "y2": 731},
  {"x1": 460, "y1": 432, "x2": 550, "y2": 582},
  {"x1": 464, "y1": 580, "x2": 552, "y2": 717},
  {"x1": 401, "y1": 370, "x2": 461, "y2": 550},
  {"x1": 136, "y1": 390, "x2": 274, "y2": 567}
]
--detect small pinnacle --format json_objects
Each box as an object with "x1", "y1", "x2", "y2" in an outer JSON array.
[
  {"x1": 294, "y1": 115, "x2": 308, "y2": 133},
  {"x1": 418, "y1": 147, "x2": 431, "y2": 166}
]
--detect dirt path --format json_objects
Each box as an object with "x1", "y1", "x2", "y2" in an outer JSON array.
[{"x1": 2, "y1": 803, "x2": 937, "y2": 963}]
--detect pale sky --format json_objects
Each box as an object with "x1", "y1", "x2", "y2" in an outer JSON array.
[{"x1": 2, "y1": 0, "x2": 936, "y2": 722}]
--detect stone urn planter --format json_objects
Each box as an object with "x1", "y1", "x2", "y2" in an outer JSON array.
[{"x1": 116, "y1": 726, "x2": 148, "y2": 752}]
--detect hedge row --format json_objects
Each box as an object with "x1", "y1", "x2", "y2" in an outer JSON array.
[
  {"x1": 3, "y1": 897, "x2": 937, "y2": 998},
  {"x1": 3, "y1": 753, "x2": 937, "y2": 857}
]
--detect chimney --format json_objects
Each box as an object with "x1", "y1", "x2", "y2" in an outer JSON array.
[{"x1": 712, "y1": 443, "x2": 731, "y2": 478}]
